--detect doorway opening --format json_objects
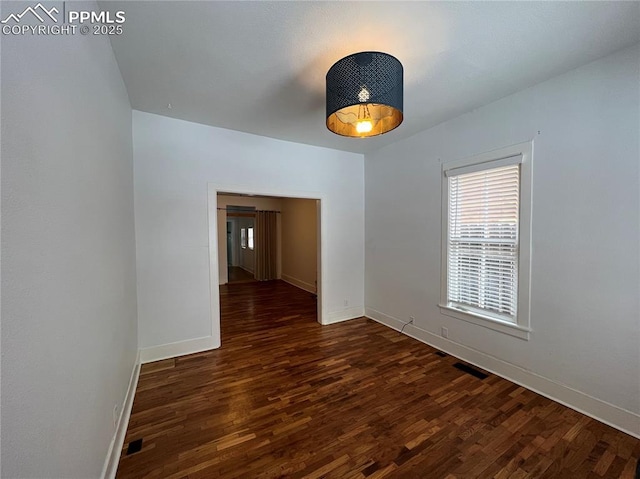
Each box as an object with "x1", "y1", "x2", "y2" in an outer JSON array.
[
  {"x1": 225, "y1": 205, "x2": 257, "y2": 283},
  {"x1": 213, "y1": 191, "x2": 322, "y2": 343}
]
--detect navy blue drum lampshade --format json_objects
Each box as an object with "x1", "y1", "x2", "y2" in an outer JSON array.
[{"x1": 326, "y1": 52, "x2": 403, "y2": 138}]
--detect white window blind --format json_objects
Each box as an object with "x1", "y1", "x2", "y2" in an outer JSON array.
[{"x1": 447, "y1": 162, "x2": 520, "y2": 321}]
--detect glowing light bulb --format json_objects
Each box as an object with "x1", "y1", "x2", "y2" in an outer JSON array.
[{"x1": 356, "y1": 120, "x2": 373, "y2": 134}]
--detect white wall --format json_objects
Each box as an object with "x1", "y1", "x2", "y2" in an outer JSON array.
[
  {"x1": 281, "y1": 198, "x2": 318, "y2": 293},
  {"x1": 133, "y1": 111, "x2": 364, "y2": 358},
  {"x1": 1, "y1": 5, "x2": 139, "y2": 477},
  {"x1": 365, "y1": 45, "x2": 640, "y2": 436}
]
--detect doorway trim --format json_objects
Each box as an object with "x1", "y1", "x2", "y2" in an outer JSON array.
[{"x1": 207, "y1": 184, "x2": 325, "y2": 347}]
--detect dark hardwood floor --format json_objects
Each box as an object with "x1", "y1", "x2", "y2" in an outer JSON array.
[
  {"x1": 116, "y1": 281, "x2": 639, "y2": 478},
  {"x1": 227, "y1": 266, "x2": 255, "y2": 283}
]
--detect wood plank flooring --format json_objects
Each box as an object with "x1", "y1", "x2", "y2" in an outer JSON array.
[
  {"x1": 227, "y1": 266, "x2": 255, "y2": 283},
  {"x1": 116, "y1": 281, "x2": 639, "y2": 478}
]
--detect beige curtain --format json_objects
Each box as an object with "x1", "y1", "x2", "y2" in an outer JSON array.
[{"x1": 254, "y1": 210, "x2": 278, "y2": 281}]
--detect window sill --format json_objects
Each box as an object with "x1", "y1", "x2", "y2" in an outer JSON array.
[{"x1": 438, "y1": 304, "x2": 531, "y2": 340}]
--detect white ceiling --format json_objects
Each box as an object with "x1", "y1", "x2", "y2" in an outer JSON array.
[{"x1": 103, "y1": 1, "x2": 640, "y2": 154}]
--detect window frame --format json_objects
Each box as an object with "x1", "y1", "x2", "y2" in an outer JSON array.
[
  {"x1": 241, "y1": 228, "x2": 247, "y2": 249},
  {"x1": 439, "y1": 141, "x2": 533, "y2": 340}
]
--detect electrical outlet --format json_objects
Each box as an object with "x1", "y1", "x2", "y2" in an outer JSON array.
[
  {"x1": 344, "y1": 299, "x2": 348, "y2": 307},
  {"x1": 409, "y1": 316, "x2": 415, "y2": 324},
  {"x1": 441, "y1": 327, "x2": 449, "y2": 339},
  {"x1": 113, "y1": 404, "x2": 119, "y2": 428}
]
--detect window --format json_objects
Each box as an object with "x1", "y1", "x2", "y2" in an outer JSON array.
[
  {"x1": 440, "y1": 141, "x2": 532, "y2": 339},
  {"x1": 241, "y1": 228, "x2": 247, "y2": 249},
  {"x1": 248, "y1": 227, "x2": 254, "y2": 250}
]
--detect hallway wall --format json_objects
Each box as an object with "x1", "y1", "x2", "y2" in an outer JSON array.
[{"x1": 281, "y1": 198, "x2": 318, "y2": 293}]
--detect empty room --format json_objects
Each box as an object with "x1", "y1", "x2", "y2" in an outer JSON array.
[{"x1": 1, "y1": 1, "x2": 639, "y2": 478}]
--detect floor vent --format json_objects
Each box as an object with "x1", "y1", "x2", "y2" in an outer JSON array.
[
  {"x1": 362, "y1": 461, "x2": 381, "y2": 476},
  {"x1": 126, "y1": 439, "x2": 143, "y2": 455},
  {"x1": 453, "y1": 362, "x2": 488, "y2": 380}
]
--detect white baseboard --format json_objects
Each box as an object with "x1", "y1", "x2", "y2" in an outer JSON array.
[
  {"x1": 281, "y1": 274, "x2": 316, "y2": 294},
  {"x1": 101, "y1": 351, "x2": 141, "y2": 479},
  {"x1": 323, "y1": 306, "x2": 364, "y2": 325},
  {"x1": 365, "y1": 307, "x2": 640, "y2": 439},
  {"x1": 139, "y1": 335, "x2": 219, "y2": 364}
]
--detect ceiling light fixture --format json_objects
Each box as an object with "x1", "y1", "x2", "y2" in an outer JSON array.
[{"x1": 326, "y1": 51, "x2": 403, "y2": 138}]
